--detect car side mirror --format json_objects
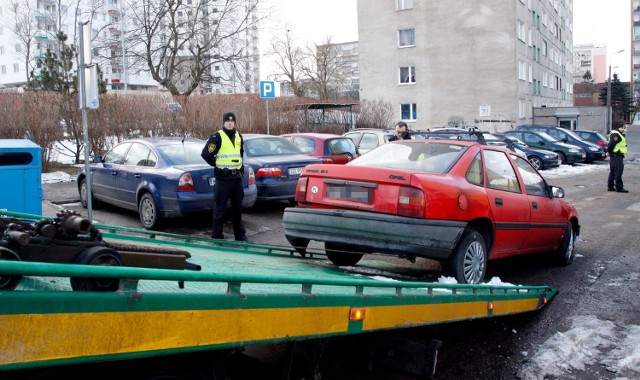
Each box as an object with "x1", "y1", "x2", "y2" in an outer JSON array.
[
  {"x1": 549, "y1": 186, "x2": 565, "y2": 198},
  {"x1": 92, "y1": 156, "x2": 103, "y2": 163},
  {"x1": 560, "y1": 138, "x2": 568, "y2": 143},
  {"x1": 538, "y1": 141, "x2": 545, "y2": 146}
]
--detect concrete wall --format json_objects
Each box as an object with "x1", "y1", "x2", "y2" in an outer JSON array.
[{"x1": 533, "y1": 106, "x2": 607, "y2": 133}]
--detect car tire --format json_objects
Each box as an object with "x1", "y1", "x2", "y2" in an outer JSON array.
[
  {"x1": 556, "y1": 152, "x2": 567, "y2": 164},
  {"x1": 0, "y1": 247, "x2": 22, "y2": 290},
  {"x1": 443, "y1": 230, "x2": 487, "y2": 284},
  {"x1": 70, "y1": 246, "x2": 123, "y2": 292},
  {"x1": 325, "y1": 242, "x2": 363, "y2": 266},
  {"x1": 287, "y1": 237, "x2": 310, "y2": 257},
  {"x1": 554, "y1": 222, "x2": 575, "y2": 266},
  {"x1": 528, "y1": 156, "x2": 543, "y2": 170},
  {"x1": 138, "y1": 193, "x2": 162, "y2": 230},
  {"x1": 79, "y1": 178, "x2": 99, "y2": 209}
]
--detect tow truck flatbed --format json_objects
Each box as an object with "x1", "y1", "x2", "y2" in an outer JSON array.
[{"x1": 0, "y1": 211, "x2": 557, "y2": 373}]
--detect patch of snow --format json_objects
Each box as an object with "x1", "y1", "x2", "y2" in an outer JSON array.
[{"x1": 41, "y1": 172, "x2": 75, "y2": 184}]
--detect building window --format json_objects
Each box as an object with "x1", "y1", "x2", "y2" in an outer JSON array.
[
  {"x1": 519, "y1": 99, "x2": 526, "y2": 119},
  {"x1": 401, "y1": 103, "x2": 417, "y2": 121},
  {"x1": 0, "y1": 46, "x2": 4, "y2": 55},
  {"x1": 543, "y1": 40, "x2": 547, "y2": 56},
  {"x1": 517, "y1": 21, "x2": 526, "y2": 42},
  {"x1": 15, "y1": 44, "x2": 21, "y2": 53},
  {"x1": 1, "y1": 65, "x2": 5, "y2": 74},
  {"x1": 518, "y1": 60, "x2": 527, "y2": 80},
  {"x1": 13, "y1": 63, "x2": 19, "y2": 72},
  {"x1": 396, "y1": 0, "x2": 413, "y2": 10},
  {"x1": 398, "y1": 28, "x2": 415, "y2": 48},
  {"x1": 399, "y1": 66, "x2": 416, "y2": 84}
]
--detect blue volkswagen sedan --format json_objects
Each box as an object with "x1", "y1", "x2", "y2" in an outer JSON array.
[
  {"x1": 242, "y1": 134, "x2": 321, "y2": 202},
  {"x1": 77, "y1": 137, "x2": 257, "y2": 229}
]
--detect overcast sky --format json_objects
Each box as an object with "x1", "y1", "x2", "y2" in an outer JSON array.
[{"x1": 260, "y1": 0, "x2": 632, "y2": 81}]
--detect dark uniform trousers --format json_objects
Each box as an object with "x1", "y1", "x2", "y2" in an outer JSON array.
[
  {"x1": 608, "y1": 154, "x2": 625, "y2": 191},
  {"x1": 212, "y1": 171, "x2": 245, "y2": 239}
]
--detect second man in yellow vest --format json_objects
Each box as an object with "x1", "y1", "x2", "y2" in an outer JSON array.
[{"x1": 607, "y1": 120, "x2": 629, "y2": 193}]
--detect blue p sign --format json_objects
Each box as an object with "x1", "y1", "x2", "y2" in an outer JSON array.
[{"x1": 260, "y1": 81, "x2": 276, "y2": 99}]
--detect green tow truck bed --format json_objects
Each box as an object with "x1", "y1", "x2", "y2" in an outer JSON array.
[{"x1": 0, "y1": 211, "x2": 557, "y2": 373}]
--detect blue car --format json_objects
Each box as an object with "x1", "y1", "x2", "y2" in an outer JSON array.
[
  {"x1": 77, "y1": 137, "x2": 257, "y2": 230},
  {"x1": 494, "y1": 133, "x2": 561, "y2": 170},
  {"x1": 242, "y1": 134, "x2": 321, "y2": 202},
  {"x1": 515, "y1": 125, "x2": 606, "y2": 163}
]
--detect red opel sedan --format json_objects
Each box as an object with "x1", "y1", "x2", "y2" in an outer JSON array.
[
  {"x1": 280, "y1": 133, "x2": 358, "y2": 165},
  {"x1": 283, "y1": 139, "x2": 579, "y2": 284}
]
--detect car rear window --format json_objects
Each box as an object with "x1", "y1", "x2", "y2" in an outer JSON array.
[
  {"x1": 349, "y1": 141, "x2": 467, "y2": 174},
  {"x1": 156, "y1": 142, "x2": 207, "y2": 165},
  {"x1": 326, "y1": 138, "x2": 357, "y2": 156},
  {"x1": 245, "y1": 138, "x2": 303, "y2": 157}
]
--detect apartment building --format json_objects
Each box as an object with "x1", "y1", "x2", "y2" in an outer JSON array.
[
  {"x1": 357, "y1": 0, "x2": 574, "y2": 129},
  {"x1": 573, "y1": 44, "x2": 606, "y2": 83},
  {"x1": 632, "y1": 1, "x2": 640, "y2": 102},
  {"x1": 0, "y1": 0, "x2": 260, "y2": 94}
]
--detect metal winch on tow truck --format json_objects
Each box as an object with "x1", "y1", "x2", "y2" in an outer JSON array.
[{"x1": 0, "y1": 210, "x2": 557, "y2": 379}]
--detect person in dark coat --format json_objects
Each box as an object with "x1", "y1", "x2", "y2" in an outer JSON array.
[
  {"x1": 201, "y1": 112, "x2": 248, "y2": 241},
  {"x1": 606, "y1": 120, "x2": 629, "y2": 193}
]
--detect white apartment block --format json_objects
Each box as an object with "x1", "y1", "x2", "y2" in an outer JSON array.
[
  {"x1": 0, "y1": 0, "x2": 260, "y2": 94},
  {"x1": 573, "y1": 44, "x2": 606, "y2": 84},
  {"x1": 357, "y1": 0, "x2": 574, "y2": 129}
]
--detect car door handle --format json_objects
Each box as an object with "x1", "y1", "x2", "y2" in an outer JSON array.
[
  {"x1": 531, "y1": 201, "x2": 538, "y2": 210},
  {"x1": 495, "y1": 198, "x2": 503, "y2": 207},
  {"x1": 111, "y1": 171, "x2": 117, "y2": 176},
  {"x1": 135, "y1": 174, "x2": 141, "y2": 178}
]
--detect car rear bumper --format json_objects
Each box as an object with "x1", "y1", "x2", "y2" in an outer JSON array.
[
  {"x1": 283, "y1": 207, "x2": 467, "y2": 260},
  {"x1": 256, "y1": 181, "x2": 297, "y2": 201},
  {"x1": 160, "y1": 185, "x2": 258, "y2": 218}
]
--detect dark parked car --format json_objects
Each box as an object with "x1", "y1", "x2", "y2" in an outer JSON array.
[
  {"x1": 77, "y1": 137, "x2": 257, "y2": 230},
  {"x1": 242, "y1": 134, "x2": 321, "y2": 202},
  {"x1": 280, "y1": 133, "x2": 358, "y2": 164},
  {"x1": 284, "y1": 140, "x2": 579, "y2": 284},
  {"x1": 516, "y1": 125, "x2": 605, "y2": 162},
  {"x1": 493, "y1": 133, "x2": 561, "y2": 170},
  {"x1": 502, "y1": 130, "x2": 586, "y2": 165},
  {"x1": 574, "y1": 130, "x2": 608, "y2": 149}
]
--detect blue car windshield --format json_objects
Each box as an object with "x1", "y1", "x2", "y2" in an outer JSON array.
[
  {"x1": 348, "y1": 141, "x2": 468, "y2": 174},
  {"x1": 156, "y1": 142, "x2": 207, "y2": 165}
]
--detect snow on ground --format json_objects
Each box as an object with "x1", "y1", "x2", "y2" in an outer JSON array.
[{"x1": 518, "y1": 316, "x2": 640, "y2": 380}]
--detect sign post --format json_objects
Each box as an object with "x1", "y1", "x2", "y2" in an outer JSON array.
[{"x1": 259, "y1": 81, "x2": 276, "y2": 135}]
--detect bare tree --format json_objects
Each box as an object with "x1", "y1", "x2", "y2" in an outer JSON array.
[
  {"x1": 125, "y1": 0, "x2": 265, "y2": 96},
  {"x1": 269, "y1": 28, "x2": 306, "y2": 97},
  {"x1": 8, "y1": 1, "x2": 39, "y2": 85},
  {"x1": 301, "y1": 37, "x2": 346, "y2": 100}
]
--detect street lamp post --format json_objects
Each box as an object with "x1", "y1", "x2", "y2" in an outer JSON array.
[{"x1": 607, "y1": 49, "x2": 625, "y2": 134}]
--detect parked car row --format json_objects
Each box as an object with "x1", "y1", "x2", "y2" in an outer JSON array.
[{"x1": 78, "y1": 125, "x2": 604, "y2": 230}]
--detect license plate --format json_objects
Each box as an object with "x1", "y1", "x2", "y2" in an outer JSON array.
[
  {"x1": 326, "y1": 185, "x2": 371, "y2": 203},
  {"x1": 208, "y1": 177, "x2": 215, "y2": 186},
  {"x1": 288, "y1": 167, "x2": 304, "y2": 176}
]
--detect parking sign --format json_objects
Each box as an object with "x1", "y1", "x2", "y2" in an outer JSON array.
[{"x1": 260, "y1": 81, "x2": 276, "y2": 99}]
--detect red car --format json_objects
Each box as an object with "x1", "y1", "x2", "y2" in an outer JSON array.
[
  {"x1": 283, "y1": 140, "x2": 579, "y2": 284},
  {"x1": 280, "y1": 133, "x2": 358, "y2": 164}
]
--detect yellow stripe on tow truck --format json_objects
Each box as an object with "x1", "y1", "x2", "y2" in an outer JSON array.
[
  {"x1": 0, "y1": 307, "x2": 349, "y2": 366},
  {"x1": 363, "y1": 298, "x2": 540, "y2": 330}
]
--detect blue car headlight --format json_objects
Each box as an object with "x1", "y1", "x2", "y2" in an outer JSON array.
[{"x1": 568, "y1": 148, "x2": 581, "y2": 153}]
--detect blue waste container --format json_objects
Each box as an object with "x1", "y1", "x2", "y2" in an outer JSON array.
[{"x1": 0, "y1": 139, "x2": 42, "y2": 215}]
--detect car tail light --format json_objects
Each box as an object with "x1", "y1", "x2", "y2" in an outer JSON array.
[
  {"x1": 178, "y1": 172, "x2": 195, "y2": 192},
  {"x1": 295, "y1": 177, "x2": 308, "y2": 202},
  {"x1": 321, "y1": 157, "x2": 334, "y2": 164},
  {"x1": 397, "y1": 186, "x2": 425, "y2": 218},
  {"x1": 247, "y1": 167, "x2": 255, "y2": 185},
  {"x1": 597, "y1": 140, "x2": 607, "y2": 147},
  {"x1": 256, "y1": 167, "x2": 284, "y2": 177}
]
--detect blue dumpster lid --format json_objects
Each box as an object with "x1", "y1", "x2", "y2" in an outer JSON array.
[{"x1": 0, "y1": 139, "x2": 41, "y2": 149}]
